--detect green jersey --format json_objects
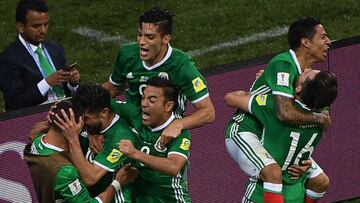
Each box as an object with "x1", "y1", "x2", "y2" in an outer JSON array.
[
  {"x1": 228, "y1": 50, "x2": 302, "y2": 136},
  {"x1": 249, "y1": 94, "x2": 322, "y2": 184},
  {"x1": 111, "y1": 100, "x2": 191, "y2": 203},
  {"x1": 30, "y1": 135, "x2": 101, "y2": 203},
  {"x1": 110, "y1": 43, "x2": 209, "y2": 118},
  {"x1": 84, "y1": 115, "x2": 137, "y2": 202}
]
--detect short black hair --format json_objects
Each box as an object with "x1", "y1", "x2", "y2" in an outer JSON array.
[
  {"x1": 288, "y1": 17, "x2": 322, "y2": 50},
  {"x1": 16, "y1": 0, "x2": 48, "y2": 24},
  {"x1": 139, "y1": 7, "x2": 174, "y2": 36},
  {"x1": 146, "y1": 76, "x2": 178, "y2": 110},
  {"x1": 50, "y1": 99, "x2": 84, "y2": 132},
  {"x1": 300, "y1": 71, "x2": 338, "y2": 109},
  {"x1": 72, "y1": 84, "x2": 111, "y2": 114}
]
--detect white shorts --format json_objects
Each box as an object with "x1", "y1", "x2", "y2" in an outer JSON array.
[
  {"x1": 225, "y1": 132, "x2": 276, "y2": 179},
  {"x1": 225, "y1": 132, "x2": 323, "y2": 180}
]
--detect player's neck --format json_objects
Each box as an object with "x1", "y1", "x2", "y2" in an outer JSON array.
[
  {"x1": 296, "y1": 50, "x2": 314, "y2": 72},
  {"x1": 45, "y1": 129, "x2": 69, "y2": 151},
  {"x1": 101, "y1": 111, "x2": 116, "y2": 131},
  {"x1": 145, "y1": 44, "x2": 168, "y2": 67}
]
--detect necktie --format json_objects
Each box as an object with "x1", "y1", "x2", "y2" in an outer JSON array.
[{"x1": 35, "y1": 47, "x2": 65, "y2": 98}]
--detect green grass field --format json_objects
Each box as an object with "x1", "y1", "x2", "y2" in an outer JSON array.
[{"x1": 0, "y1": 0, "x2": 359, "y2": 112}]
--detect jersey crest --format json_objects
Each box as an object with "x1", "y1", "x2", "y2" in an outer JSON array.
[{"x1": 158, "y1": 72, "x2": 169, "y2": 80}]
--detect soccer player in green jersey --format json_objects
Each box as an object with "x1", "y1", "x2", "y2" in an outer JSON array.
[
  {"x1": 225, "y1": 17, "x2": 332, "y2": 202},
  {"x1": 111, "y1": 77, "x2": 191, "y2": 202},
  {"x1": 102, "y1": 7, "x2": 214, "y2": 148},
  {"x1": 24, "y1": 100, "x2": 137, "y2": 203},
  {"x1": 226, "y1": 69, "x2": 338, "y2": 202},
  {"x1": 55, "y1": 85, "x2": 139, "y2": 202}
]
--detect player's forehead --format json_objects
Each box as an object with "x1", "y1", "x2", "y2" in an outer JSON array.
[
  {"x1": 313, "y1": 24, "x2": 327, "y2": 38},
  {"x1": 139, "y1": 22, "x2": 160, "y2": 34},
  {"x1": 144, "y1": 85, "x2": 164, "y2": 97}
]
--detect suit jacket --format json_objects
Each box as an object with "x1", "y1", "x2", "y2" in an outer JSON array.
[{"x1": 0, "y1": 38, "x2": 68, "y2": 111}]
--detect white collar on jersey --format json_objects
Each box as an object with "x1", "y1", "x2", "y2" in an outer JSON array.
[
  {"x1": 150, "y1": 112, "x2": 175, "y2": 132},
  {"x1": 18, "y1": 34, "x2": 43, "y2": 53},
  {"x1": 142, "y1": 44, "x2": 173, "y2": 71},
  {"x1": 294, "y1": 99, "x2": 311, "y2": 111},
  {"x1": 40, "y1": 134, "x2": 64, "y2": 152},
  {"x1": 100, "y1": 114, "x2": 120, "y2": 133},
  {"x1": 289, "y1": 49, "x2": 302, "y2": 75}
]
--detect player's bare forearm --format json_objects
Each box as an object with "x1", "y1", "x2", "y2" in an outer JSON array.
[
  {"x1": 274, "y1": 95, "x2": 321, "y2": 125},
  {"x1": 97, "y1": 185, "x2": 118, "y2": 203},
  {"x1": 133, "y1": 151, "x2": 186, "y2": 176},
  {"x1": 102, "y1": 80, "x2": 120, "y2": 98},
  {"x1": 180, "y1": 97, "x2": 215, "y2": 130},
  {"x1": 224, "y1": 90, "x2": 251, "y2": 111},
  {"x1": 68, "y1": 139, "x2": 105, "y2": 186}
]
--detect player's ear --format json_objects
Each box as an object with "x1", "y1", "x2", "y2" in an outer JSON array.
[
  {"x1": 301, "y1": 37, "x2": 311, "y2": 49},
  {"x1": 295, "y1": 84, "x2": 302, "y2": 94},
  {"x1": 162, "y1": 34, "x2": 171, "y2": 44},
  {"x1": 165, "y1": 101, "x2": 174, "y2": 112}
]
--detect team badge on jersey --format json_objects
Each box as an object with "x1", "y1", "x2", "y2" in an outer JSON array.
[
  {"x1": 155, "y1": 137, "x2": 167, "y2": 152},
  {"x1": 68, "y1": 179, "x2": 82, "y2": 196},
  {"x1": 158, "y1": 72, "x2": 169, "y2": 80},
  {"x1": 277, "y1": 72, "x2": 290, "y2": 86},
  {"x1": 180, "y1": 138, "x2": 191, "y2": 150},
  {"x1": 255, "y1": 94, "x2": 268, "y2": 106},
  {"x1": 106, "y1": 149, "x2": 123, "y2": 163},
  {"x1": 192, "y1": 77, "x2": 206, "y2": 93}
]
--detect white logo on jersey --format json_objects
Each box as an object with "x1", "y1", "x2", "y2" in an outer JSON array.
[
  {"x1": 158, "y1": 72, "x2": 169, "y2": 80},
  {"x1": 126, "y1": 72, "x2": 134, "y2": 79},
  {"x1": 140, "y1": 76, "x2": 149, "y2": 82},
  {"x1": 277, "y1": 72, "x2": 290, "y2": 87},
  {"x1": 68, "y1": 179, "x2": 82, "y2": 196}
]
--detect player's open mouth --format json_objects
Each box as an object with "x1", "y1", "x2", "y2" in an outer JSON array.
[
  {"x1": 142, "y1": 111, "x2": 150, "y2": 120},
  {"x1": 140, "y1": 47, "x2": 149, "y2": 56}
]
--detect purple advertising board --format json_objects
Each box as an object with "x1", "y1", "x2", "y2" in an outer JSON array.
[{"x1": 0, "y1": 37, "x2": 359, "y2": 202}]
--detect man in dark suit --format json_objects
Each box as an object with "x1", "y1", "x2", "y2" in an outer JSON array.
[{"x1": 0, "y1": 0, "x2": 80, "y2": 111}]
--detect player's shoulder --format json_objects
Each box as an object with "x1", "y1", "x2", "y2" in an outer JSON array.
[
  {"x1": 269, "y1": 51, "x2": 294, "y2": 64},
  {"x1": 57, "y1": 164, "x2": 79, "y2": 179},
  {"x1": 169, "y1": 47, "x2": 193, "y2": 65},
  {"x1": 118, "y1": 42, "x2": 139, "y2": 58}
]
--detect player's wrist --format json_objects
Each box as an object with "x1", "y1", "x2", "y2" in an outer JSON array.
[{"x1": 111, "y1": 179, "x2": 121, "y2": 191}]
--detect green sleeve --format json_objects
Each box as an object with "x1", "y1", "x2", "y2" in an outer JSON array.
[
  {"x1": 94, "y1": 139, "x2": 129, "y2": 172},
  {"x1": 167, "y1": 131, "x2": 191, "y2": 159},
  {"x1": 55, "y1": 165, "x2": 100, "y2": 203},
  {"x1": 265, "y1": 60, "x2": 297, "y2": 98},
  {"x1": 249, "y1": 94, "x2": 275, "y2": 125},
  {"x1": 176, "y1": 57, "x2": 209, "y2": 103}
]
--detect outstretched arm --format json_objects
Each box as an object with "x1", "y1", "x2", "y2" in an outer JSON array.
[
  {"x1": 160, "y1": 97, "x2": 215, "y2": 147},
  {"x1": 274, "y1": 95, "x2": 329, "y2": 129},
  {"x1": 224, "y1": 90, "x2": 251, "y2": 112},
  {"x1": 119, "y1": 140, "x2": 187, "y2": 177}
]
